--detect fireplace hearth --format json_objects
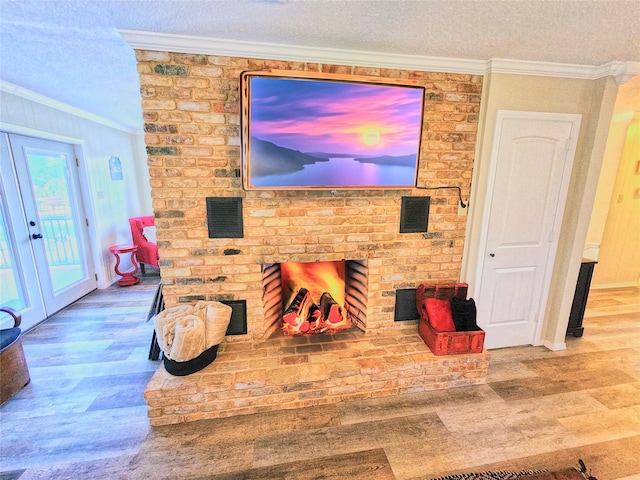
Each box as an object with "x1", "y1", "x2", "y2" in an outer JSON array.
[{"x1": 144, "y1": 323, "x2": 490, "y2": 426}]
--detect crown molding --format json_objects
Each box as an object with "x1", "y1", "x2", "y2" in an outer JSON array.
[
  {"x1": 487, "y1": 58, "x2": 594, "y2": 79},
  {"x1": 0, "y1": 81, "x2": 141, "y2": 134},
  {"x1": 598, "y1": 61, "x2": 640, "y2": 85},
  {"x1": 488, "y1": 59, "x2": 640, "y2": 83},
  {"x1": 118, "y1": 29, "x2": 488, "y2": 75},
  {"x1": 120, "y1": 29, "x2": 640, "y2": 82}
]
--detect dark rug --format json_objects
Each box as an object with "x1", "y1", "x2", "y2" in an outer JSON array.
[
  {"x1": 428, "y1": 470, "x2": 549, "y2": 480},
  {"x1": 428, "y1": 467, "x2": 592, "y2": 480}
]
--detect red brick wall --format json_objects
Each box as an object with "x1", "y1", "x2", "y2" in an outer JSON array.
[{"x1": 135, "y1": 51, "x2": 482, "y2": 340}]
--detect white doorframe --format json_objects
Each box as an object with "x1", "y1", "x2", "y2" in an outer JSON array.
[
  {"x1": 0, "y1": 123, "x2": 105, "y2": 288},
  {"x1": 472, "y1": 110, "x2": 581, "y2": 347},
  {"x1": 0, "y1": 127, "x2": 104, "y2": 329}
]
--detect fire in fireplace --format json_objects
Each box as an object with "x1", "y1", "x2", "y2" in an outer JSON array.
[
  {"x1": 281, "y1": 261, "x2": 348, "y2": 334},
  {"x1": 262, "y1": 260, "x2": 368, "y2": 338}
]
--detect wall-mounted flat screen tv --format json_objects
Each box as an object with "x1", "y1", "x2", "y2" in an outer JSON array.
[{"x1": 241, "y1": 70, "x2": 425, "y2": 190}]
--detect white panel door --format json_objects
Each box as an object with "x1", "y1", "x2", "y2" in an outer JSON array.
[{"x1": 476, "y1": 111, "x2": 581, "y2": 349}]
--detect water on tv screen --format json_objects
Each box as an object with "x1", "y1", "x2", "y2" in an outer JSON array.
[{"x1": 241, "y1": 71, "x2": 425, "y2": 190}]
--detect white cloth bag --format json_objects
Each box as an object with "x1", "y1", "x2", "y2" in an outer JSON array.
[{"x1": 153, "y1": 301, "x2": 233, "y2": 362}]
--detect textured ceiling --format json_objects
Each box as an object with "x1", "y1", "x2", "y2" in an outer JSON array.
[{"x1": 1, "y1": 0, "x2": 639, "y2": 130}]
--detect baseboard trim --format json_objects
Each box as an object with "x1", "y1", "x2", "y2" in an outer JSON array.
[{"x1": 542, "y1": 339, "x2": 567, "y2": 351}]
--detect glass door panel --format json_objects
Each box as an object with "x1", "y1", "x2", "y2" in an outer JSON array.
[
  {"x1": 0, "y1": 133, "x2": 46, "y2": 330},
  {"x1": 25, "y1": 150, "x2": 86, "y2": 292},
  {"x1": 0, "y1": 197, "x2": 25, "y2": 310}
]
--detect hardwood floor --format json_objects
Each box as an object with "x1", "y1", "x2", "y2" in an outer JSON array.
[{"x1": 1, "y1": 279, "x2": 638, "y2": 480}]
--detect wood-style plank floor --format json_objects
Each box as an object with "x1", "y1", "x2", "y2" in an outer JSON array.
[{"x1": 1, "y1": 276, "x2": 639, "y2": 480}]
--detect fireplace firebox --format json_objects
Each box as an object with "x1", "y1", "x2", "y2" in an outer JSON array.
[{"x1": 262, "y1": 260, "x2": 368, "y2": 338}]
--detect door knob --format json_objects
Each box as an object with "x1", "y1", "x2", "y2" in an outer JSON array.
[
  {"x1": 489, "y1": 253, "x2": 495, "y2": 257},
  {"x1": 31, "y1": 233, "x2": 43, "y2": 240}
]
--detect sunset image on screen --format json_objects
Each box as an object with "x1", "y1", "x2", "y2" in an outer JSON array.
[{"x1": 246, "y1": 75, "x2": 424, "y2": 188}]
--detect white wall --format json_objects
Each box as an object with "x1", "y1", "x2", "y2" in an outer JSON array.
[{"x1": 0, "y1": 90, "x2": 152, "y2": 287}]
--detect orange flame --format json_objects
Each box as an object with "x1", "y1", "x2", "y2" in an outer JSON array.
[
  {"x1": 282, "y1": 261, "x2": 345, "y2": 305},
  {"x1": 281, "y1": 261, "x2": 350, "y2": 334}
]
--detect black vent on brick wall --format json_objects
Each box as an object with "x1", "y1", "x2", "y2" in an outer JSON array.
[
  {"x1": 206, "y1": 197, "x2": 243, "y2": 238},
  {"x1": 400, "y1": 196, "x2": 430, "y2": 233},
  {"x1": 394, "y1": 288, "x2": 420, "y2": 321},
  {"x1": 221, "y1": 300, "x2": 247, "y2": 335}
]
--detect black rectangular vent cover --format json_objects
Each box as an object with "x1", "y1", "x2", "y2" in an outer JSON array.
[
  {"x1": 206, "y1": 197, "x2": 243, "y2": 238},
  {"x1": 221, "y1": 300, "x2": 247, "y2": 336},
  {"x1": 400, "y1": 196, "x2": 430, "y2": 233},
  {"x1": 394, "y1": 288, "x2": 419, "y2": 321}
]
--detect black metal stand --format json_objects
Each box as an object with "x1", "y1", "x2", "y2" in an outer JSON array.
[
  {"x1": 566, "y1": 259, "x2": 597, "y2": 337},
  {"x1": 147, "y1": 284, "x2": 164, "y2": 360}
]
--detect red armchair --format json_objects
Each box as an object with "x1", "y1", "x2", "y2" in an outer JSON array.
[{"x1": 129, "y1": 216, "x2": 159, "y2": 274}]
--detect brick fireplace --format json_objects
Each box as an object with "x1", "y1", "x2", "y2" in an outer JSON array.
[{"x1": 137, "y1": 51, "x2": 489, "y2": 426}]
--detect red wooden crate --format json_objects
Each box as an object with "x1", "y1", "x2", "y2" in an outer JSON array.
[{"x1": 416, "y1": 283, "x2": 485, "y2": 356}]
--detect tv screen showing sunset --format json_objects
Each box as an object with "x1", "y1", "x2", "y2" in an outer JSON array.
[{"x1": 245, "y1": 75, "x2": 424, "y2": 188}]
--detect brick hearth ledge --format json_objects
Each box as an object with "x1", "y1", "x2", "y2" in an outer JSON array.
[{"x1": 145, "y1": 325, "x2": 489, "y2": 426}]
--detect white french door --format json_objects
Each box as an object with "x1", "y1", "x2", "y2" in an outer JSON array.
[{"x1": 0, "y1": 133, "x2": 96, "y2": 331}]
